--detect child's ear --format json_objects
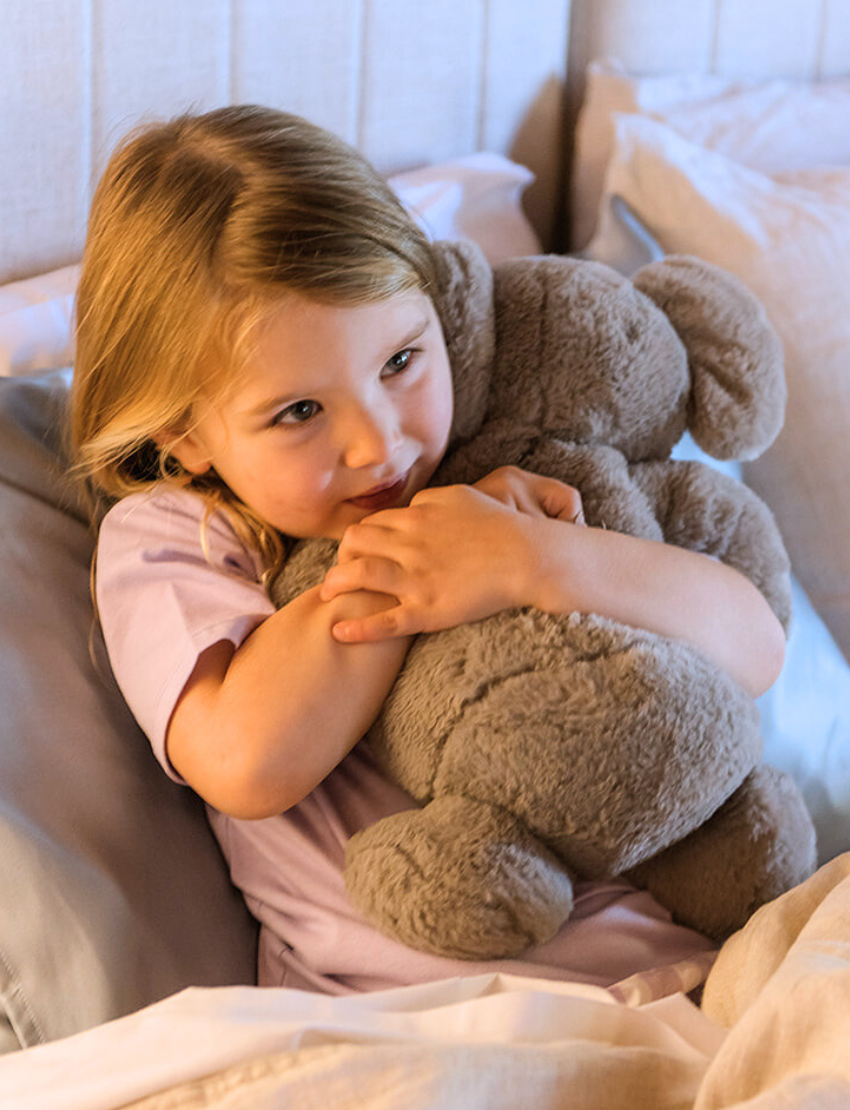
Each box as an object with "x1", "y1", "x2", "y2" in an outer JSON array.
[{"x1": 153, "y1": 430, "x2": 212, "y2": 475}]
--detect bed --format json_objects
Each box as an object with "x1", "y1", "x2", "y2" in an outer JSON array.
[{"x1": 3, "y1": 0, "x2": 850, "y2": 1105}]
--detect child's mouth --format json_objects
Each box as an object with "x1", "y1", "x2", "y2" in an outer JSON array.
[{"x1": 347, "y1": 473, "x2": 409, "y2": 511}]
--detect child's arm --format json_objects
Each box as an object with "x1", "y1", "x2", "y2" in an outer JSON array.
[
  {"x1": 165, "y1": 585, "x2": 412, "y2": 819},
  {"x1": 320, "y1": 466, "x2": 786, "y2": 701}
]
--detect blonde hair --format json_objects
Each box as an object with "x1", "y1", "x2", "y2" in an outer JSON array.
[{"x1": 70, "y1": 104, "x2": 437, "y2": 572}]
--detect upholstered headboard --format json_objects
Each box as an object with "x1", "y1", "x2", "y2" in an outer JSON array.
[
  {"x1": 0, "y1": 0, "x2": 571, "y2": 285},
  {"x1": 568, "y1": 0, "x2": 850, "y2": 80},
  {"x1": 563, "y1": 0, "x2": 850, "y2": 245},
  {"x1": 10, "y1": 1, "x2": 848, "y2": 286}
]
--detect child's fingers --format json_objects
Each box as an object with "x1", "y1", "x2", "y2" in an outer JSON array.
[
  {"x1": 331, "y1": 604, "x2": 416, "y2": 643},
  {"x1": 536, "y1": 476, "x2": 585, "y2": 524},
  {"x1": 320, "y1": 557, "x2": 404, "y2": 601},
  {"x1": 473, "y1": 467, "x2": 584, "y2": 523},
  {"x1": 507, "y1": 470, "x2": 584, "y2": 523},
  {"x1": 336, "y1": 518, "x2": 409, "y2": 564}
]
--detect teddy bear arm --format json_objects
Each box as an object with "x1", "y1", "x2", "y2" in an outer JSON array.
[{"x1": 628, "y1": 458, "x2": 792, "y2": 632}]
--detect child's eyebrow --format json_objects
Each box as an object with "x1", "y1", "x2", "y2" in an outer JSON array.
[{"x1": 388, "y1": 315, "x2": 430, "y2": 353}]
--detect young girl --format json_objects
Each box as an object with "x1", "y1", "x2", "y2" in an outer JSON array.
[{"x1": 72, "y1": 105, "x2": 784, "y2": 997}]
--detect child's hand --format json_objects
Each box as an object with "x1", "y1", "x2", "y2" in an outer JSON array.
[
  {"x1": 319, "y1": 467, "x2": 583, "y2": 643},
  {"x1": 472, "y1": 466, "x2": 584, "y2": 524}
]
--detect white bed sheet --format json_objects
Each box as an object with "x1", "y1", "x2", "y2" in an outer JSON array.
[
  {"x1": 0, "y1": 975, "x2": 719, "y2": 1110},
  {"x1": 6, "y1": 854, "x2": 850, "y2": 1110}
]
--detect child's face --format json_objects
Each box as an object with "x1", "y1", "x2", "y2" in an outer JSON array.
[{"x1": 169, "y1": 288, "x2": 454, "y2": 539}]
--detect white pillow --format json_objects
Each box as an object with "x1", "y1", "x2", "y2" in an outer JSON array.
[
  {"x1": 0, "y1": 155, "x2": 540, "y2": 379},
  {"x1": 389, "y1": 152, "x2": 541, "y2": 263},
  {"x1": 672, "y1": 431, "x2": 850, "y2": 867},
  {"x1": 0, "y1": 264, "x2": 78, "y2": 376},
  {"x1": 572, "y1": 62, "x2": 850, "y2": 249},
  {"x1": 758, "y1": 574, "x2": 850, "y2": 865}
]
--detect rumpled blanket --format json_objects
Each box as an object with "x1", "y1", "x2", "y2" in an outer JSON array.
[
  {"x1": 4, "y1": 855, "x2": 850, "y2": 1110},
  {"x1": 696, "y1": 852, "x2": 850, "y2": 1108}
]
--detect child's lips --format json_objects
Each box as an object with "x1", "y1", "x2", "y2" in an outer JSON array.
[{"x1": 347, "y1": 472, "x2": 410, "y2": 511}]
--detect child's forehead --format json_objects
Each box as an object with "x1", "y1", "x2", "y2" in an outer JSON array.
[{"x1": 254, "y1": 287, "x2": 434, "y2": 351}]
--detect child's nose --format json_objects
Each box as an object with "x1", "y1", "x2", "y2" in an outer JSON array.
[{"x1": 342, "y1": 404, "x2": 401, "y2": 470}]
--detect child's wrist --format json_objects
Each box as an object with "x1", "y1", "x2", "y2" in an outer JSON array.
[
  {"x1": 517, "y1": 515, "x2": 587, "y2": 616},
  {"x1": 510, "y1": 515, "x2": 556, "y2": 613}
]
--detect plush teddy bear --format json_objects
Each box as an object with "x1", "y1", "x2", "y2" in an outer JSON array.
[{"x1": 272, "y1": 241, "x2": 817, "y2": 960}]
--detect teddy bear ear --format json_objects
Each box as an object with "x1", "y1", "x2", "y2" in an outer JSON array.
[
  {"x1": 633, "y1": 256, "x2": 786, "y2": 461},
  {"x1": 429, "y1": 240, "x2": 495, "y2": 444}
]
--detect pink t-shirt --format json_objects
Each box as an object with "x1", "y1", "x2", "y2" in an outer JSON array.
[{"x1": 96, "y1": 487, "x2": 716, "y2": 998}]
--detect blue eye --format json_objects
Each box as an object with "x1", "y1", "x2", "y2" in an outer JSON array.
[
  {"x1": 383, "y1": 348, "x2": 414, "y2": 376},
  {"x1": 275, "y1": 399, "x2": 321, "y2": 426}
]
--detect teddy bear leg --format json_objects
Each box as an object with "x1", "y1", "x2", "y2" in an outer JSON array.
[
  {"x1": 343, "y1": 794, "x2": 575, "y2": 960},
  {"x1": 625, "y1": 764, "x2": 817, "y2": 943}
]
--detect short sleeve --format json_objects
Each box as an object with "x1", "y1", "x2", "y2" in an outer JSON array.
[{"x1": 96, "y1": 488, "x2": 275, "y2": 779}]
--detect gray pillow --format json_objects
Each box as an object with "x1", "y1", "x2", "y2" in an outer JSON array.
[{"x1": 0, "y1": 371, "x2": 257, "y2": 1052}]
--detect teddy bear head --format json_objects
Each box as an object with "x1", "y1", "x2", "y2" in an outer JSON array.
[{"x1": 429, "y1": 241, "x2": 786, "y2": 468}]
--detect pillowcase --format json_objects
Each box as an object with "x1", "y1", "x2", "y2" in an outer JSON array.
[
  {"x1": 389, "y1": 152, "x2": 541, "y2": 263},
  {"x1": 0, "y1": 265, "x2": 78, "y2": 376},
  {"x1": 572, "y1": 62, "x2": 850, "y2": 249},
  {"x1": 757, "y1": 574, "x2": 850, "y2": 865},
  {"x1": 581, "y1": 195, "x2": 664, "y2": 275},
  {"x1": 672, "y1": 433, "x2": 850, "y2": 866},
  {"x1": 0, "y1": 371, "x2": 258, "y2": 1051}
]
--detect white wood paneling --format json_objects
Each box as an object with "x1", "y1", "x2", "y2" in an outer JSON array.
[
  {"x1": 92, "y1": 0, "x2": 231, "y2": 175},
  {"x1": 0, "y1": 0, "x2": 91, "y2": 280},
  {"x1": 713, "y1": 0, "x2": 822, "y2": 77},
  {"x1": 821, "y1": 0, "x2": 850, "y2": 75},
  {"x1": 570, "y1": 0, "x2": 717, "y2": 75},
  {"x1": 0, "y1": 0, "x2": 572, "y2": 282},
  {"x1": 358, "y1": 0, "x2": 484, "y2": 173},
  {"x1": 483, "y1": 0, "x2": 571, "y2": 247},
  {"x1": 568, "y1": 0, "x2": 850, "y2": 82},
  {"x1": 481, "y1": 0, "x2": 570, "y2": 151},
  {"x1": 232, "y1": 0, "x2": 363, "y2": 143}
]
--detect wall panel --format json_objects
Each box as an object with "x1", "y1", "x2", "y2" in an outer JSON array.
[
  {"x1": 0, "y1": 0, "x2": 90, "y2": 280},
  {"x1": 232, "y1": 0, "x2": 363, "y2": 143},
  {"x1": 713, "y1": 0, "x2": 822, "y2": 77},
  {"x1": 483, "y1": 0, "x2": 571, "y2": 246},
  {"x1": 358, "y1": 0, "x2": 484, "y2": 172},
  {"x1": 567, "y1": 0, "x2": 850, "y2": 83},
  {"x1": 821, "y1": 0, "x2": 850, "y2": 75},
  {"x1": 1, "y1": 0, "x2": 572, "y2": 282},
  {"x1": 570, "y1": 0, "x2": 717, "y2": 76},
  {"x1": 91, "y1": 0, "x2": 231, "y2": 176}
]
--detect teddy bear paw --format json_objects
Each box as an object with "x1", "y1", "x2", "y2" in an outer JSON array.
[{"x1": 343, "y1": 795, "x2": 575, "y2": 960}]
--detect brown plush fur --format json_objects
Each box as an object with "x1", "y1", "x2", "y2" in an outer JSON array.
[{"x1": 272, "y1": 242, "x2": 817, "y2": 959}]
